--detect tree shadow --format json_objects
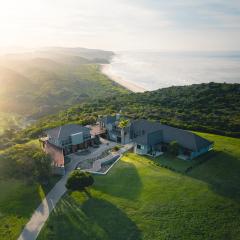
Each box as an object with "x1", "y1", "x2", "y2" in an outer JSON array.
[
  {"x1": 38, "y1": 194, "x2": 142, "y2": 240},
  {"x1": 188, "y1": 150, "x2": 240, "y2": 202},
  {"x1": 93, "y1": 160, "x2": 143, "y2": 200},
  {"x1": 82, "y1": 197, "x2": 142, "y2": 240}
]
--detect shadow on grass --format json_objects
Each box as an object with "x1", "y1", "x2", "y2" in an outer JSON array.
[
  {"x1": 188, "y1": 150, "x2": 240, "y2": 202},
  {"x1": 38, "y1": 194, "x2": 142, "y2": 240},
  {"x1": 82, "y1": 197, "x2": 142, "y2": 240},
  {"x1": 93, "y1": 160, "x2": 143, "y2": 200}
]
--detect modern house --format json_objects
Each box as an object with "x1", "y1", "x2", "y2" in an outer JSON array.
[
  {"x1": 131, "y1": 119, "x2": 213, "y2": 160},
  {"x1": 40, "y1": 124, "x2": 94, "y2": 169},
  {"x1": 98, "y1": 114, "x2": 131, "y2": 145},
  {"x1": 99, "y1": 114, "x2": 213, "y2": 160}
]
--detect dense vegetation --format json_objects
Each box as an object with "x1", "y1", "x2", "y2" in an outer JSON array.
[
  {"x1": 0, "y1": 47, "x2": 128, "y2": 118},
  {"x1": 0, "y1": 112, "x2": 26, "y2": 135},
  {"x1": 66, "y1": 170, "x2": 94, "y2": 191},
  {"x1": 93, "y1": 82, "x2": 240, "y2": 136},
  {"x1": 0, "y1": 141, "x2": 51, "y2": 183},
  {"x1": 37, "y1": 133, "x2": 240, "y2": 240},
  {"x1": 17, "y1": 82, "x2": 240, "y2": 141}
]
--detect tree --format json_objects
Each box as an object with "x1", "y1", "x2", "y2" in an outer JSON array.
[
  {"x1": 118, "y1": 119, "x2": 130, "y2": 129},
  {"x1": 66, "y1": 170, "x2": 94, "y2": 191},
  {"x1": 169, "y1": 141, "x2": 180, "y2": 156}
]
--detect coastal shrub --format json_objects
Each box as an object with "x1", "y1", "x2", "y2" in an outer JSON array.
[
  {"x1": 113, "y1": 145, "x2": 121, "y2": 152},
  {"x1": 66, "y1": 170, "x2": 94, "y2": 191}
]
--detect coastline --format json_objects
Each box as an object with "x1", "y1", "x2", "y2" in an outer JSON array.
[{"x1": 100, "y1": 64, "x2": 146, "y2": 93}]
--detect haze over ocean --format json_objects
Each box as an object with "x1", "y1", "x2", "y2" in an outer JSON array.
[{"x1": 103, "y1": 51, "x2": 240, "y2": 91}]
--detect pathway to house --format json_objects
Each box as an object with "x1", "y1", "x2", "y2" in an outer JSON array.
[
  {"x1": 83, "y1": 143, "x2": 134, "y2": 173},
  {"x1": 18, "y1": 140, "x2": 118, "y2": 240}
]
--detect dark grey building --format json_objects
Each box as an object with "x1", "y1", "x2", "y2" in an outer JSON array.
[
  {"x1": 99, "y1": 114, "x2": 213, "y2": 160},
  {"x1": 43, "y1": 124, "x2": 93, "y2": 155},
  {"x1": 98, "y1": 114, "x2": 131, "y2": 144},
  {"x1": 131, "y1": 119, "x2": 213, "y2": 160}
]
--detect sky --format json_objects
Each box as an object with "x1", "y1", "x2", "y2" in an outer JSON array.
[{"x1": 0, "y1": 0, "x2": 240, "y2": 52}]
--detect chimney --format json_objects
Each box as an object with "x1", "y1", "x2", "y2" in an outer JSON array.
[{"x1": 116, "y1": 113, "x2": 121, "y2": 120}]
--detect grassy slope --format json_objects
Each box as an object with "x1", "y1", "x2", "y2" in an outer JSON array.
[
  {"x1": 0, "y1": 140, "x2": 60, "y2": 240},
  {"x1": 0, "y1": 112, "x2": 24, "y2": 135},
  {"x1": 73, "y1": 82, "x2": 239, "y2": 136},
  {"x1": 0, "y1": 63, "x2": 128, "y2": 118},
  {"x1": 37, "y1": 133, "x2": 240, "y2": 240},
  {"x1": 0, "y1": 49, "x2": 128, "y2": 118}
]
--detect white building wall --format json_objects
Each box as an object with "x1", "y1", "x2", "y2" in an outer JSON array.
[{"x1": 134, "y1": 144, "x2": 148, "y2": 155}]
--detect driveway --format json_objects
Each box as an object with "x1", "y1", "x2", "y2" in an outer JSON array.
[{"x1": 17, "y1": 140, "x2": 117, "y2": 240}]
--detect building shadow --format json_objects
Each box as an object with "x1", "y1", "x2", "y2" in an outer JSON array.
[
  {"x1": 188, "y1": 150, "x2": 240, "y2": 202},
  {"x1": 93, "y1": 160, "x2": 143, "y2": 200}
]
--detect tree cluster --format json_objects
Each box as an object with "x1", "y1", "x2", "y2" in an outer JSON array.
[{"x1": 0, "y1": 143, "x2": 51, "y2": 183}]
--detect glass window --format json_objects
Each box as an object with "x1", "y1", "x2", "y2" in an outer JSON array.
[{"x1": 137, "y1": 144, "x2": 144, "y2": 150}]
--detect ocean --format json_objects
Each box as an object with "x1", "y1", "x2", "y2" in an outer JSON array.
[{"x1": 102, "y1": 51, "x2": 240, "y2": 91}]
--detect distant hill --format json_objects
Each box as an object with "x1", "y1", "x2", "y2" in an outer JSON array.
[
  {"x1": 4, "y1": 47, "x2": 114, "y2": 64},
  {"x1": 0, "y1": 48, "x2": 126, "y2": 118}
]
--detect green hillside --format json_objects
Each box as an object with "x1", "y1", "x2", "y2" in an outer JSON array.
[
  {"x1": 37, "y1": 133, "x2": 240, "y2": 240},
  {"x1": 0, "y1": 112, "x2": 25, "y2": 136},
  {"x1": 20, "y1": 82, "x2": 240, "y2": 140},
  {"x1": 93, "y1": 82, "x2": 240, "y2": 136},
  {"x1": 0, "y1": 48, "x2": 127, "y2": 118}
]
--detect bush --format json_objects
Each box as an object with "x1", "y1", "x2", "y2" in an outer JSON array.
[
  {"x1": 118, "y1": 119, "x2": 130, "y2": 128},
  {"x1": 66, "y1": 170, "x2": 94, "y2": 191},
  {"x1": 113, "y1": 145, "x2": 121, "y2": 152}
]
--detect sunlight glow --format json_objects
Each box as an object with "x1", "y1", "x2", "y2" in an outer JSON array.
[{"x1": 0, "y1": 0, "x2": 239, "y2": 51}]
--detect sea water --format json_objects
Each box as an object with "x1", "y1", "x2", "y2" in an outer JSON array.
[{"x1": 104, "y1": 51, "x2": 240, "y2": 91}]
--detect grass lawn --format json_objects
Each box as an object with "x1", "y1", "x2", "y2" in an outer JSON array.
[
  {"x1": 150, "y1": 153, "x2": 195, "y2": 173},
  {"x1": 37, "y1": 133, "x2": 240, "y2": 240}
]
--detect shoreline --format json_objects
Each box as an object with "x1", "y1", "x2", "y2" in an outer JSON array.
[{"x1": 100, "y1": 64, "x2": 146, "y2": 93}]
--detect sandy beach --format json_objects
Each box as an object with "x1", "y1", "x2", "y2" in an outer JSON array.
[
  {"x1": 101, "y1": 52, "x2": 240, "y2": 92},
  {"x1": 101, "y1": 64, "x2": 146, "y2": 93}
]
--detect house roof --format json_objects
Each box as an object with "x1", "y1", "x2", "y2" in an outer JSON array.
[
  {"x1": 134, "y1": 130, "x2": 163, "y2": 146},
  {"x1": 131, "y1": 119, "x2": 213, "y2": 151},
  {"x1": 45, "y1": 124, "x2": 90, "y2": 140},
  {"x1": 100, "y1": 115, "x2": 117, "y2": 125}
]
